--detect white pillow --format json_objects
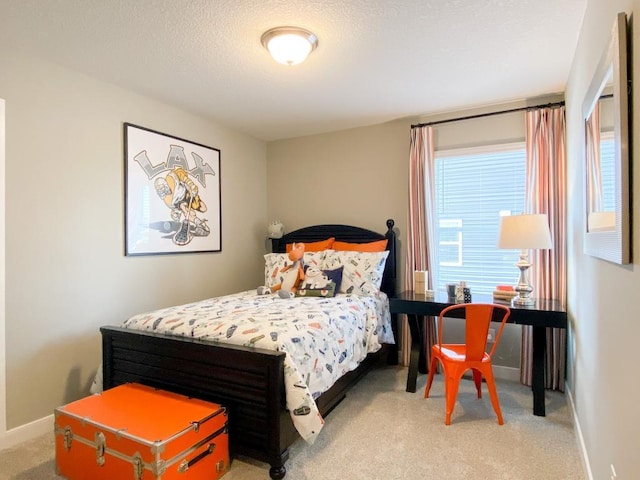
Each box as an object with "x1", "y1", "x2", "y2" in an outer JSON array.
[
  {"x1": 322, "y1": 250, "x2": 389, "y2": 295},
  {"x1": 263, "y1": 251, "x2": 327, "y2": 288}
]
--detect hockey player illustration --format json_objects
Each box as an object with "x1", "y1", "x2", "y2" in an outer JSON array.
[{"x1": 154, "y1": 166, "x2": 210, "y2": 246}]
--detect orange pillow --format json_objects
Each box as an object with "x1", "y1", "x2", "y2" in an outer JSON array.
[
  {"x1": 286, "y1": 237, "x2": 335, "y2": 253},
  {"x1": 332, "y1": 239, "x2": 388, "y2": 252}
]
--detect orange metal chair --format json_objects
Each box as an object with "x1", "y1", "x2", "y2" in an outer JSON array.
[{"x1": 424, "y1": 303, "x2": 511, "y2": 425}]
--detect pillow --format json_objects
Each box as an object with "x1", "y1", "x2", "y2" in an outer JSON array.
[
  {"x1": 263, "y1": 251, "x2": 327, "y2": 288},
  {"x1": 332, "y1": 239, "x2": 388, "y2": 252},
  {"x1": 322, "y1": 250, "x2": 389, "y2": 295},
  {"x1": 286, "y1": 238, "x2": 335, "y2": 253},
  {"x1": 296, "y1": 266, "x2": 343, "y2": 298}
]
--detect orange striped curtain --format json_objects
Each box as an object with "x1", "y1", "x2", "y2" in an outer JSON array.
[
  {"x1": 401, "y1": 126, "x2": 437, "y2": 366},
  {"x1": 523, "y1": 106, "x2": 567, "y2": 391}
]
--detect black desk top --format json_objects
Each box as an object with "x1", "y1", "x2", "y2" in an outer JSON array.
[{"x1": 390, "y1": 290, "x2": 567, "y2": 329}]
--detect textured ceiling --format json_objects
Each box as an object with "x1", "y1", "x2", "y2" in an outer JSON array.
[{"x1": 0, "y1": 0, "x2": 587, "y2": 141}]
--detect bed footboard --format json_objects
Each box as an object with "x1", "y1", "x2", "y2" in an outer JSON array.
[{"x1": 100, "y1": 325, "x2": 293, "y2": 476}]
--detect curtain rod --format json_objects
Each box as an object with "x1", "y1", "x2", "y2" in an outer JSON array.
[{"x1": 411, "y1": 100, "x2": 566, "y2": 129}]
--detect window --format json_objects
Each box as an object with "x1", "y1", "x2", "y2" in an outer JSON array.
[
  {"x1": 433, "y1": 143, "x2": 526, "y2": 295},
  {"x1": 600, "y1": 131, "x2": 615, "y2": 211}
]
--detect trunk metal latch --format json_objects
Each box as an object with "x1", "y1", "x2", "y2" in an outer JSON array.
[
  {"x1": 132, "y1": 453, "x2": 144, "y2": 480},
  {"x1": 62, "y1": 426, "x2": 73, "y2": 451},
  {"x1": 94, "y1": 431, "x2": 106, "y2": 466}
]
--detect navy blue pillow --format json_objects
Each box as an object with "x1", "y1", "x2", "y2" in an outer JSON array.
[{"x1": 296, "y1": 266, "x2": 344, "y2": 298}]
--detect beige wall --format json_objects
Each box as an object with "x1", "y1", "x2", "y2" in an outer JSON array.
[
  {"x1": 0, "y1": 47, "x2": 268, "y2": 430},
  {"x1": 431, "y1": 109, "x2": 525, "y2": 150},
  {"x1": 0, "y1": 99, "x2": 6, "y2": 436},
  {"x1": 266, "y1": 119, "x2": 410, "y2": 237},
  {"x1": 565, "y1": 1, "x2": 639, "y2": 478}
]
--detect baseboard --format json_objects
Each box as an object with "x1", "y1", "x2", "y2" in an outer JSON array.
[
  {"x1": 492, "y1": 365, "x2": 521, "y2": 382},
  {"x1": 0, "y1": 414, "x2": 53, "y2": 452},
  {"x1": 566, "y1": 384, "x2": 593, "y2": 480}
]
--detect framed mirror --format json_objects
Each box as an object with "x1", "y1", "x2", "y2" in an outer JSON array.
[{"x1": 583, "y1": 12, "x2": 631, "y2": 264}]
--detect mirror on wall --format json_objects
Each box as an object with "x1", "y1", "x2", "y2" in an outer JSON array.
[{"x1": 583, "y1": 11, "x2": 631, "y2": 264}]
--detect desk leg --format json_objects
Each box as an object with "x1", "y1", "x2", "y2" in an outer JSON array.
[
  {"x1": 406, "y1": 314, "x2": 425, "y2": 393},
  {"x1": 531, "y1": 326, "x2": 546, "y2": 416}
]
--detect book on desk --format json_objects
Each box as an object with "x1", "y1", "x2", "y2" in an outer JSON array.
[{"x1": 492, "y1": 285, "x2": 517, "y2": 305}]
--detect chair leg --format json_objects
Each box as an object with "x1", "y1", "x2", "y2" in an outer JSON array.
[
  {"x1": 482, "y1": 367, "x2": 504, "y2": 425},
  {"x1": 424, "y1": 355, "x2": 438, "y2": 398},
  {"x1": 472, "y1": 369, "x2": 482, "y2": 398},
  {"x1": 444, "y1": 367, "x2": 464, "y2": 426}
]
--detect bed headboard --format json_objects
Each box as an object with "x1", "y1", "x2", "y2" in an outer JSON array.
[{"x1": 271, "y1": 219, "x2": 397, "y2": 297}]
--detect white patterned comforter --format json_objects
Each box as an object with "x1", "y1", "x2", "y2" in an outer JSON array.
[{"x1": 120, "y1": 289, "x2": 394, "y2": 444}]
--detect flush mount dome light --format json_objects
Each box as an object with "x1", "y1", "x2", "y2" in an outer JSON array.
[{"x1": 261, "y1": 26, "x2": 318, "y2": 66}]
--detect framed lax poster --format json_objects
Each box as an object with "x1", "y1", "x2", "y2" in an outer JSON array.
[{"x1": 124, "y1": 123, "x2": 221, "y2": 255}]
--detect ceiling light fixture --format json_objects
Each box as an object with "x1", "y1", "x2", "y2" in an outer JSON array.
[{"x1": 261, "y1": 26, "x2": 318, "y2": 66}]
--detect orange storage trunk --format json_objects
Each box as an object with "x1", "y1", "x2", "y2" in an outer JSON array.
[{"x1": 54, "y1": 383, "x2": 229, "y2": 480}]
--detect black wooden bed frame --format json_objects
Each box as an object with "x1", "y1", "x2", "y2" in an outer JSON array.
[{"x1": 101, "y1": 219, "x2": 397, "y2": 479}]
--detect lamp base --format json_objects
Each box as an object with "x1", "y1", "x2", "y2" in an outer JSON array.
[
  {"x1": 512, "y1": 295, "x2": 535, "y2": 307},
  {"x1": 512, "y1": 251, "x2": 535, "y2": 307}
]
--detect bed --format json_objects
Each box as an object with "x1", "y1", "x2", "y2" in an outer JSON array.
[{"x1": 100, "y1": 219, "x2": 397, "y2": 479}]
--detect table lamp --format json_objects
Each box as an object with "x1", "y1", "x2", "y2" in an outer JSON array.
[{"x1": 497, "y1": 214, "x2": 552, "y2": 306}]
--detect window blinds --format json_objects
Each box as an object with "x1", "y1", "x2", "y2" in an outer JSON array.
[{"x1": 434, "y1": 144, "x2": 526, "y2": 295}]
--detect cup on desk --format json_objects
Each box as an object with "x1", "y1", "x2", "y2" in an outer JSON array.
[{"x1": 446, "y1": 283, "x2": 457, "y2": 300}]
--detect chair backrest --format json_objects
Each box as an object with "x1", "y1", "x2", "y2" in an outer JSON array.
[{"x1": 437, "y1": 303, "x2": 511, "y2": 361}]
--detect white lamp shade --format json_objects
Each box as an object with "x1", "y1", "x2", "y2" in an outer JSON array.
[
  {"x1": 261, "y1": 27, "x2": 318, "y2": 66},
  {"x1": 497, "y1": 214, "x2": 553, "y2": 250}
]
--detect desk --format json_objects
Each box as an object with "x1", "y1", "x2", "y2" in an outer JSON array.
[{"x1": 389, "y1": 290, "x2": 567, "y2": 417}]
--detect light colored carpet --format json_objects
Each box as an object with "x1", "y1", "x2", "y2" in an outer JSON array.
[{"x1": 0, "y1": 366, "x2": 586, "y2": 479}]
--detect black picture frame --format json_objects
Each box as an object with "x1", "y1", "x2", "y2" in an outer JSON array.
[{"x1": 124, "y1": 123, "x2": 221, "y2": 256}]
